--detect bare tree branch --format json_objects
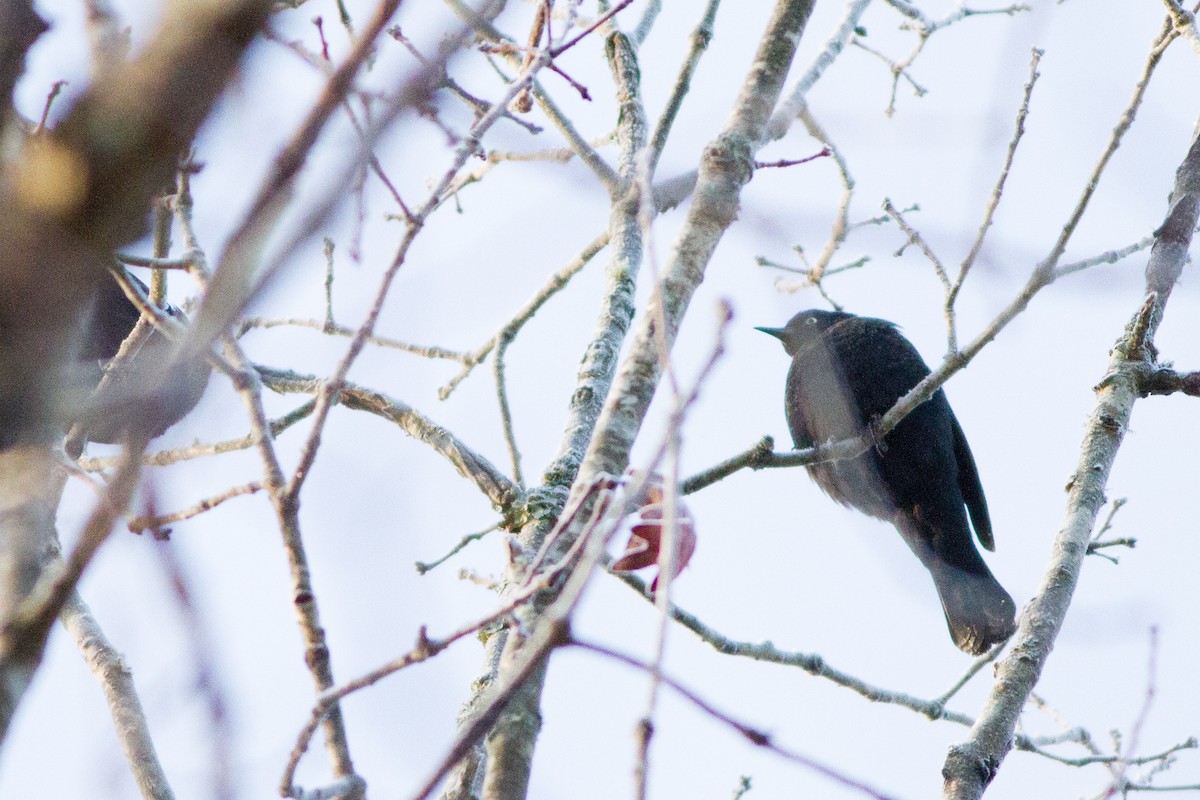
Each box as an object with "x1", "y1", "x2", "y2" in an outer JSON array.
[
  {"x1": 255, "y1": 366, "x2": 522, "y2": 516},
  {"x1": 941, "y1": 124, "x2": 1200, "y2": 800},
  {"x1": 62, "y1": 592, "x2": 175, "y2": 800}
]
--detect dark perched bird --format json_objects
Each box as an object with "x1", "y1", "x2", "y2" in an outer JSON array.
[
  {"x1": 757, "y1": 309, "x2": 1015, "y2": 655},
  {"x1": 70, "y1": 269, "x2": 211, "y2": 445}
]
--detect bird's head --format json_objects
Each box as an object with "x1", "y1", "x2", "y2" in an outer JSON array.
[{"x1": 755, "y1": 309, "x2": 849, "y2": 356}]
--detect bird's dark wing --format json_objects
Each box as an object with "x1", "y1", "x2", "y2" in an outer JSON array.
[
  {"x1": 824, "y1": 318, "x2": 928, "y2": 418},
  {"x1": 79, "y1": 271, "x2": 146, "y2": 361},
  {"x1": 71, "y1": 269, "x2": 212, "y2": 444},
  {"x1": 950, "y1": 413, "x2": 994, "y2": 551}
]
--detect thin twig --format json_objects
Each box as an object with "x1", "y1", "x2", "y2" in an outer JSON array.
[
  {"x1": 956, "y1": 47, "x2": 1040, "y2": 297},
  {"x1": 188, "y1": 0, "x2": 468, "y2": 359},
  {"x1": 283, "y1": 48, "x2": 553, "y2": 506},
  {"x1": 240, "y1": 317, "x2": 470, "y2": 362},
  {"x1": 754, "y1": 148, "x2": 830, "y2": 169},
  {"x1": 644, "y1": 0, "x2": 723, "y2": 178},
  {"x1": 438, "y1": 231, "x2": 609, "y2": 398},
  {"x1": 774, "y1": 107, "x2": 855, "y2": 303},
  {"x1": 613, "y1": 568, "x2": 1195, "y2": 777},
  {"x1": 613, "y1": 570, "x2": 973, "y2": 724},
  {"x1": 934, "y1": 642, "x2": 1007, "y2": 706},
  {"x1": 76, "y1": 399, "x2": 316, "y2": 471},
  {"x1": 942, "y1": 104, "x2": 1200, "y2": 800},
  {"x1": 322, "y1": 238, "x2": 336, "y2": 329},
  {"x1": 34, "y1": 79, "x2": 66, "y2": 133},
  {"x1": 1103, "y1": 628, "x2": 1160, "y2": 796},
  {"x1": 1041, "y1": 18, "x2": 1177, "y2": 272},
  {"x1": 224, "y1": 335, "x2": 363, "y2": 792},
  {"x1": 494, "y1": 328, "x2": 525, "y2": 488},
  {"x1": 1054, "y1": 235, "x2": 1157, "y2": 278},
  {"x1": 548, "y1": 0, "x2": 636, "y2": 56},
  {"x1": 415, "y1": 523, "x2": 500, "y2": 575},
  {"x1": 128, "y1": 482, "x2": 263, "y2": 535},
  {"x1": 572, "y1": 639, "x2": 901, "y2": 800}
]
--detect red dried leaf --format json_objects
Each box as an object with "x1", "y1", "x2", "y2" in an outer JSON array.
[{"x1": 612, "y1": 472, "x2": 697, "y2": 592}]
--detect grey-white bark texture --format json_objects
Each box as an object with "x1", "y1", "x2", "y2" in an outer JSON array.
[
  {"x1": 940, "y1": 128, "x2": 1200, "y2": 800},
  {"x1": 62, "y1": 593, "x2": 175, "y2": 800},
  {"x1": 448, "y1": 3, "x2": 820, "y2": 799},
  {"x1": 472, "y1": 28, "x2": 651, "y2": 800},
  {"x1": 580, "y1": 0, "x2": 817, "y2": 482}
]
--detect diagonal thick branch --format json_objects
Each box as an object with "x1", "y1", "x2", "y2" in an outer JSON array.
[
  {"x1": 255, "y1": 366, "x2": 521, "y2": 516},
  {"x1": 428, "y1": 5, "x2": 820, "y2": 800},
  {"x1": 580, "y1": 0, "x2": 817, "y2": 482},
  {"x1": 940, "y1": 127, "x2": 1200, "y2": 800}
]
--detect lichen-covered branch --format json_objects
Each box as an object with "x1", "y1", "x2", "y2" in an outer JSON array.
[
  {"x1": 941, "y1": 127, "x2": 1200, "y2": 800},
  {"x1": 470, "y1": 27, "x2": 650, "y2": 800},
  {"x1": 580, "y1": 0, "x2": 817, "y2": 481}
]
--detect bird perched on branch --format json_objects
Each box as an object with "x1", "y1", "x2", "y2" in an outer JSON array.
[
  {"x1": 70, "y1": 269, "x2": 211, "y2": 445},
  {"x1": 757, "y1": 309, "x2": 1016, "y2": 655}
]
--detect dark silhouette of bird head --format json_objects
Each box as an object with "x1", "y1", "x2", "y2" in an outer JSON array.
[{"x1": 755, "y1": 309, "x2": 852, "y2": 356}]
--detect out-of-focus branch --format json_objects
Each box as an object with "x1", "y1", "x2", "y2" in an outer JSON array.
[
  {"x1": 0, "y1": 0, "x2": 270, "y2": 744},
  {"x1": 0, "y1": 447, "x2": 63, "y2": 737},
  {"x1": 572, "y1": 638, "x2": 901, "y2": 800},
  {"x1": 941, "y1": 126, "x2": 1200, "y2": 800},
  {"x1": 62, "y1": 591, "x2": 174, "y2": 800},
  {"x1": 0, "y1": 0, "x2": 271, "y2": 447},
  {"x1": 0, "y1": 2, "x2": 48, "y2": 122},
  {"x1": 187, "y1": 0, "x2": 406, "y2": 357},
  {"x1": 0, "y1": 436, "x2": 146, "y2": 745}
]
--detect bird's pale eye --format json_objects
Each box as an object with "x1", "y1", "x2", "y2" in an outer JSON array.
[{"x1": 804, "y1": 317, "x2": 818, "y2": 325}]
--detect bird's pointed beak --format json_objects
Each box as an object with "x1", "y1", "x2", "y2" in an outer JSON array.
[{"x1": 754, "y1": 326, "x2": 786, "y2": 340}]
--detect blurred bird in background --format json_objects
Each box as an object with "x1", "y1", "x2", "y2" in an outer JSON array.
[{"x1": 69, "y1": 268, "x2": 210, "y2": 447}]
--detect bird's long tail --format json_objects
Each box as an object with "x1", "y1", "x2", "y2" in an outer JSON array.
[
  {"x1": 927, "y1": 562, "x2": 1016, "y2": 655},
  {"x1": 895, "y1": 515, "x2": 1017, "y2": 655}
]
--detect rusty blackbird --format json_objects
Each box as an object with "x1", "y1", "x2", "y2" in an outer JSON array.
[
  {"x1": 758, "y1": 309, "x2": 1016, "y2": 655},
  {"x1": 71, "y1": 269, "x2": 211, "y2": 444}
]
